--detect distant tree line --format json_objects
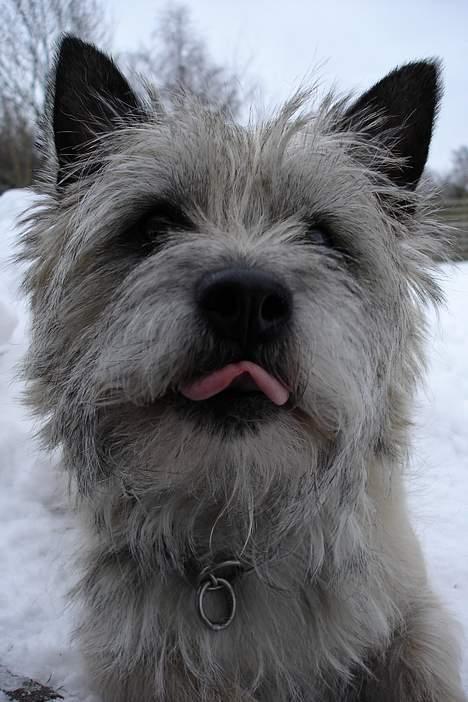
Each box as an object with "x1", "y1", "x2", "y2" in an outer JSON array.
[
  {"x1": 0, "y1": 0, "x2": 252, "y2": 191},
  {"x1": 428, "y1": 146, "x2": 468, "y2": 201}
]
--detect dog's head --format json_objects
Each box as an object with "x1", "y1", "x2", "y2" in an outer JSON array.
[{"x1": 23, "y1": 37, "x2": 442, "y2": 556}]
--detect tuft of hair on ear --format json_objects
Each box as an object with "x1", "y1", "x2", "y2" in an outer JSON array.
[
  {"x1": 341, "y1": 60, "x2": 442, "y2": 191},
  {"x1": 52, "y1": 34, "x2": 143, "y2": 187}
]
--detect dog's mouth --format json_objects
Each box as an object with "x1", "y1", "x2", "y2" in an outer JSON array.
[{"x1": 180, "y1": 362, "x2": 290, "y2": 406}]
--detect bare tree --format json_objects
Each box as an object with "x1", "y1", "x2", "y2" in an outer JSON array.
[
  {"x1": 0, "y1": 0, "x2": 110, "y2": 189},
  {"x1": 449, "y1": 145, "x2": 468, "y2": 197},
  {"x1": 124, "y1": 4, "x2": 253, "y2": 119},
  {"x1": 0, "y1": 100, "x2": 36, "y2": 191},
  {"x1": 433, "y1": 146, "x2": 468, "y2": 202}
]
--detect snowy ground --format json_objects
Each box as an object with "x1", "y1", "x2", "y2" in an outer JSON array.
[{"x1": 0, "y1": 189, "x2": 466, "y2": 699}]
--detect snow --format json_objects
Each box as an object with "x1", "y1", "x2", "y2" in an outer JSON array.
[{"x1": 0, "y1": 189, "x2": 466, "y2": 699}]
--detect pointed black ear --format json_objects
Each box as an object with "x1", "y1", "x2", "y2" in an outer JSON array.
[
  {"x1": 53, "y1": 35, "x2": 141, "y2": 186},
  {"x1": 342, "y1": 61, "x2": 441, "y2": 190}
]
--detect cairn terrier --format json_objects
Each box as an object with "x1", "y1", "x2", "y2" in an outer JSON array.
[{"x1": 21, "y1": 36, "x2": 465, "y2": 701}]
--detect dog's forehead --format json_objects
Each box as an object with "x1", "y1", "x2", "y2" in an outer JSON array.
[
  {"x1": 175, "y1": 119, "x2": 323, "y2": 207},
  {"x1": 116, "y1": 111, "x2": 346, "y2": 223}
]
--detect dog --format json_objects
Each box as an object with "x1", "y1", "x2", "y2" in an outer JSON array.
[{"x1": 20, "y1": 35, "x2": 466, "y2": 701}]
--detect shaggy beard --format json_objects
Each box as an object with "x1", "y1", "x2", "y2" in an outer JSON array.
[{"x1": 78, "y1": 396, "x2": 367, "y2": 587}]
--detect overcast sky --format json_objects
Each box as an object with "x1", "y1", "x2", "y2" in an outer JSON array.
[{"x1": 108, "y1": 0, "x2": 467, "y2": 174}]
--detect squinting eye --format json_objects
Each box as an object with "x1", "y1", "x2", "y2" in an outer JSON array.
[
  {"x1": 121, "y1": 200, "x2": 193, "y2": 257},
  {"x1": 141, "y1": 202, "x2": 192, "y2": 240},
  {"x1": 305, "y1": 221, "x2": 357, "y2": 266},
  {"x1": 304, "y1": 219, "x2": 333, "y2": 248},
  {"x1": 308, "y1": 226, "x2": 330, "y2": 246}
]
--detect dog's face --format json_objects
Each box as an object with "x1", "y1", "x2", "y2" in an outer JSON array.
[{"x1": 24, "y1": 38, "x2": 441, "y2": 558}]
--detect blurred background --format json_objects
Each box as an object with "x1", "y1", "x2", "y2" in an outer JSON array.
[{"x1": 1, "y1": 0, "x2": 467, "y2": 254}]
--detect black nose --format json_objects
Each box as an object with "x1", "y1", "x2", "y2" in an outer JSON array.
[{"x1": 197, "y1": 268, "x2": 292, "y2": 345}]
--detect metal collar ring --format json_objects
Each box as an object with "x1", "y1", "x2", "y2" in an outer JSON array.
[{"x1": 197, "y1": 575, "x2": 237, "y2": 631}]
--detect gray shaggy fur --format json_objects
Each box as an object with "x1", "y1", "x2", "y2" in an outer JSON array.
[{"x1": 20, "y1": 37, "x2": 465, "y2": 701}]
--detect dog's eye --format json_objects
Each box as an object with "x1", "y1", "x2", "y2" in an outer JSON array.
[
  {"x1": 306, "y1": 220, "x2": 359, "y2": 267},
  {"x1": 304, "y1": 219, "x2": 333, "y2": 248},
  {"x1": 143, "y1": 202, "x2": 192, "y2": 235},
  {"x1": 123, "y1": 201, "x2": 192, "y2": 256},
  {"x1": 308, "y1": 225, "x2": 330, "y2": 247}
]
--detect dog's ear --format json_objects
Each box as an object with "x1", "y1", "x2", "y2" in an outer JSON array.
[
  {"x1": 341, "y1": 61, "x2": 441, "y2": 190},
  {"x1": 52, "y1": 35, "x2": 141, "y2": 186}
]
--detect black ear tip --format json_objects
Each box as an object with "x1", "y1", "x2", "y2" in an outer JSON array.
[
  {"x1": 404, "y1": 59, "x2": 443, "y2": 126},
  {"x1": 58, "y1": 33, "x2": 88, "y2": 52},
  {"x1": 55, "y1": 34, "x2": 102, "y2": 70},
  {"x1": 398, "y1": 59, "x2": 440, "y2": 77},
  {"x1": 393, "y1": 58, "x2": 443, "y2": 105},
  {"x1": 413, "y1": 58, "x2": 441, "y2": 83},
  {"x1": 423, "y1": 58, "x2": 443, "y2": 104}
]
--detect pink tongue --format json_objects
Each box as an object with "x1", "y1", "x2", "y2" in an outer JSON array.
[{"x1": 180, "y1": 362, "x2": 289, "y2": 406}]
